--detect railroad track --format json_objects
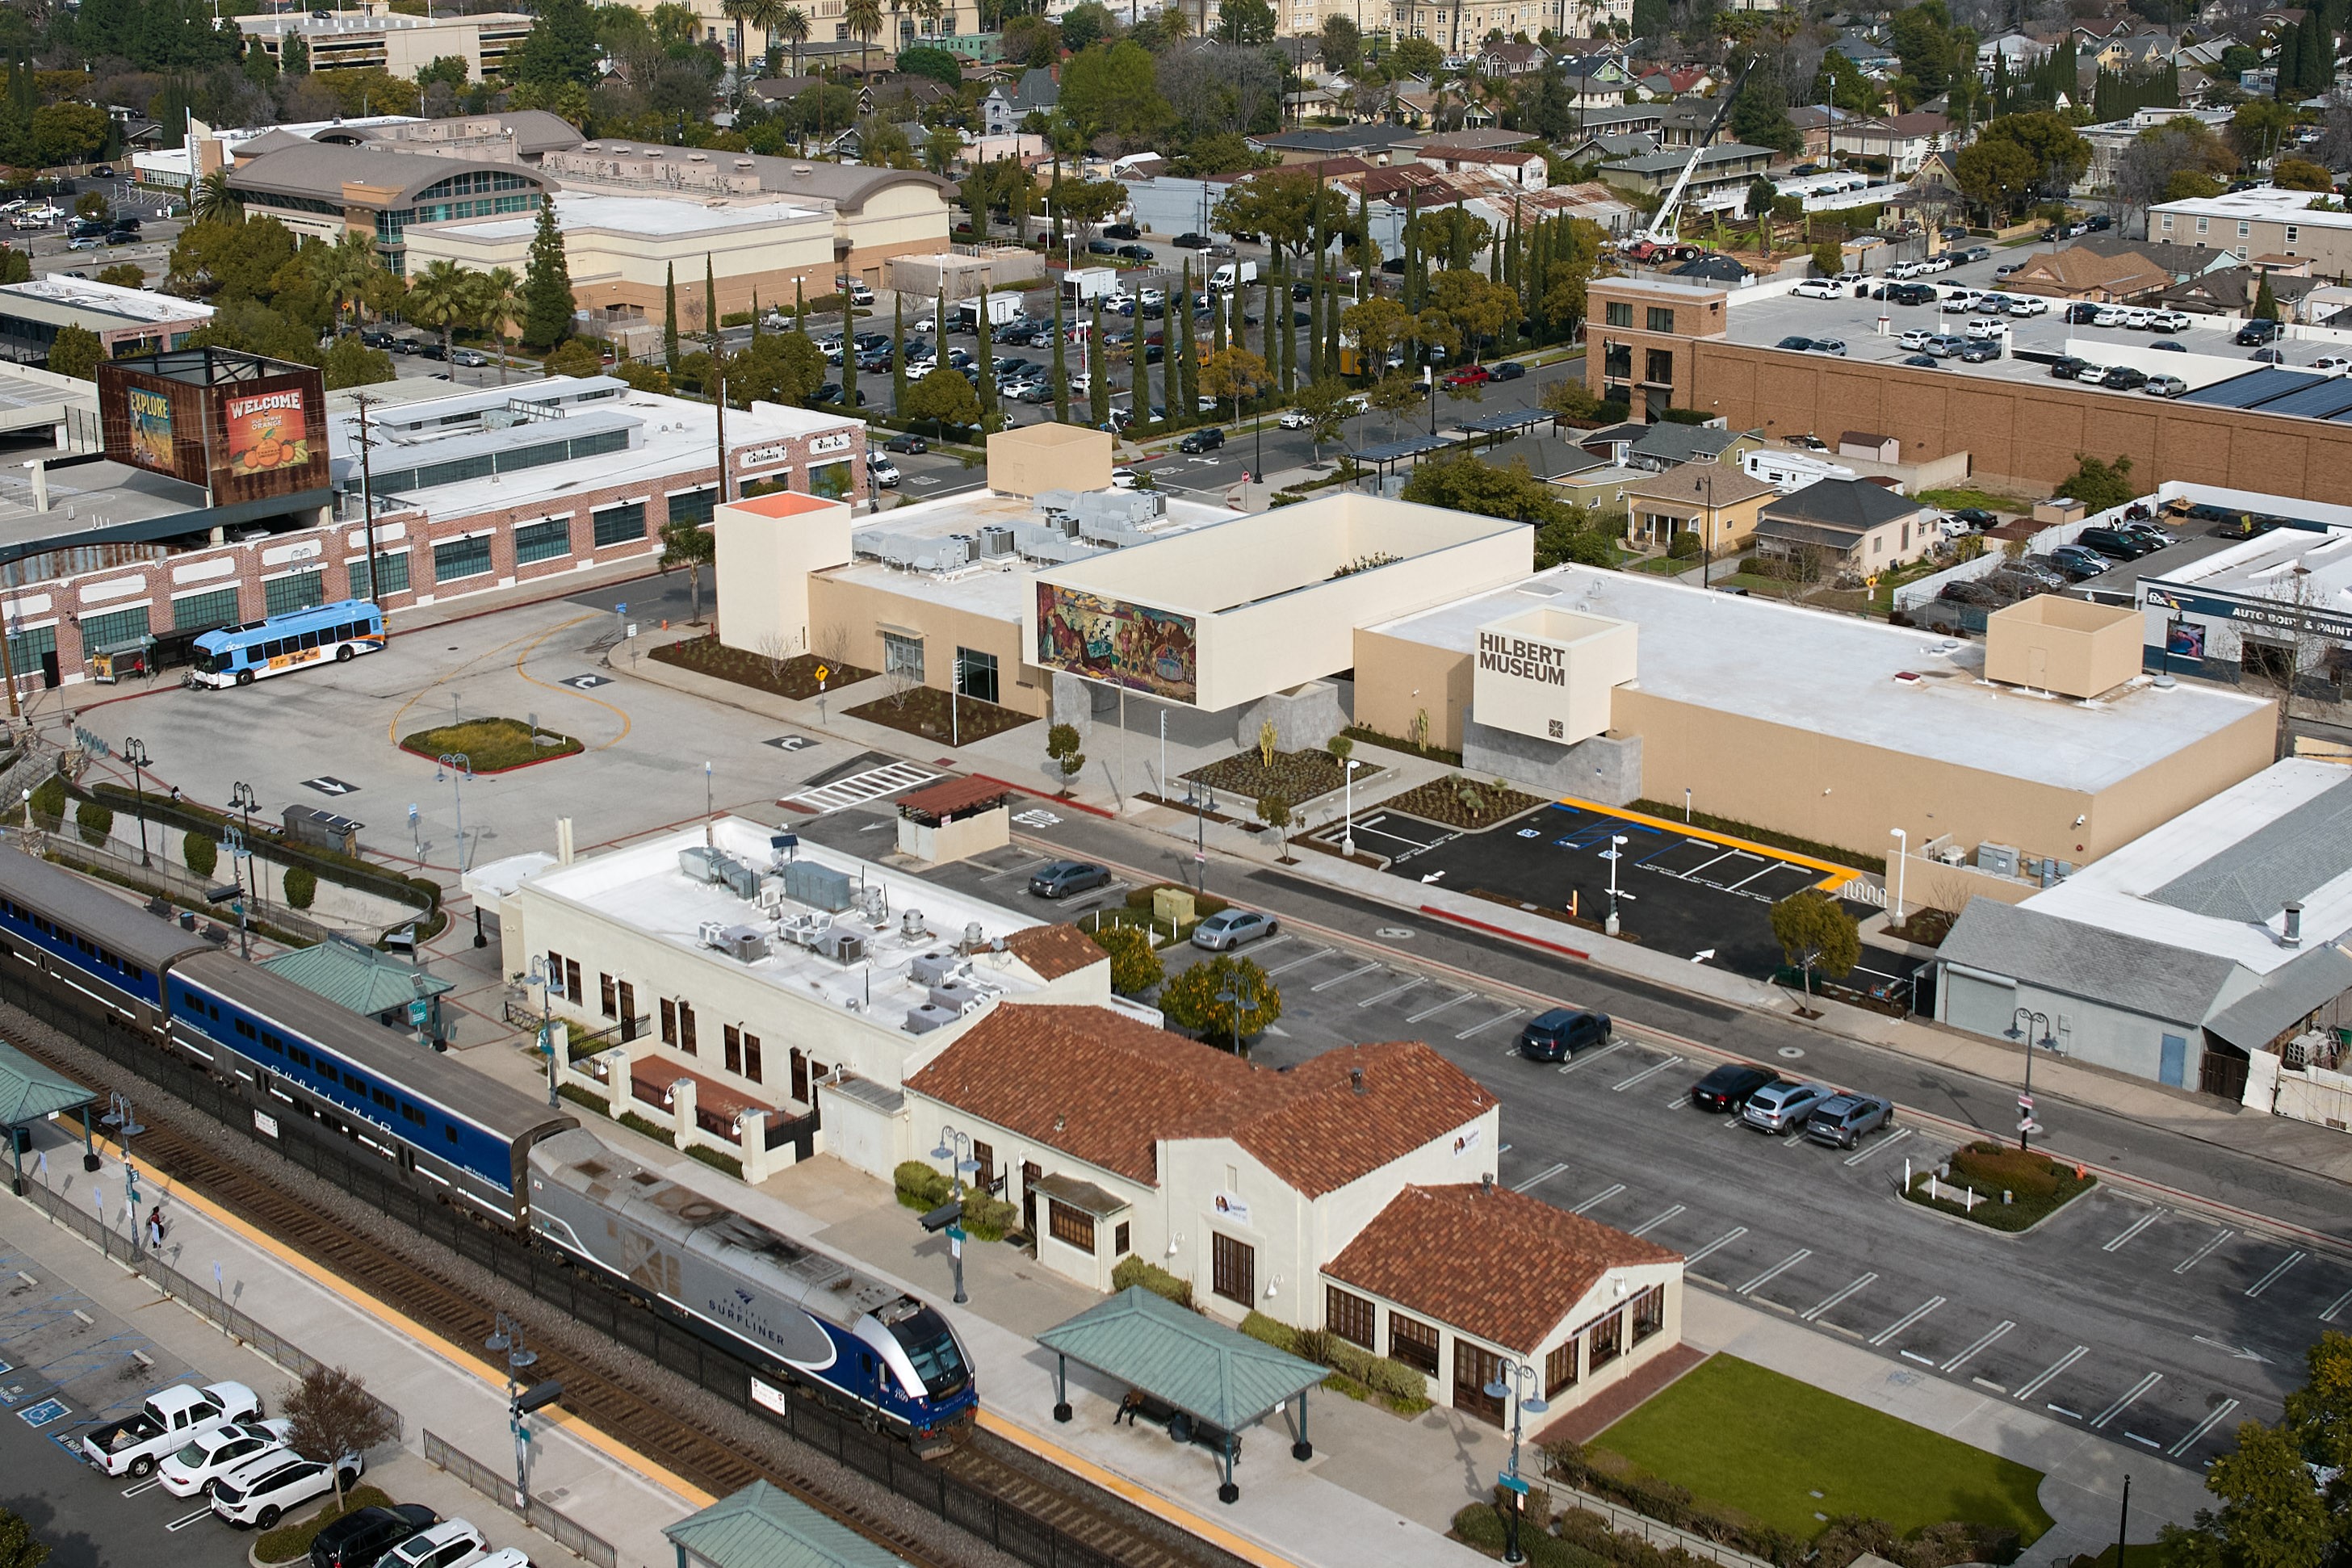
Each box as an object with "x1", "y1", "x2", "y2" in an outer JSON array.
[{"x1": 1, "y1": 1003, "x2": 1254, "y2": 1568}]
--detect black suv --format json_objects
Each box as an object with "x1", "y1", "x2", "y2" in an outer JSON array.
[
  {"x1": 2237, "y1": 317, "x2": 2282, "y2": 346},
  {"x1": 310, "y1": 1503, "x2": 438, "y2": 1568},
  {"x1": 1172, "y1": 232, "x2": 1211, "y2": 248},
  {"x1": 1518, "y1": 1008, "x2": 1611, "y2": 1063},
  {"x1": 2077, "y1": 526, "x2": 2156, "y2": 559},
  {"x1": 1177, "y1": 427, "x2": 1226, "y2": 453},
  {"x1": 1690, "y1": 1063, "x2": 1780, "y2": 1113}
]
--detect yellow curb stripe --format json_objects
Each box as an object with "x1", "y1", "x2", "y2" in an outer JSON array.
[
  {"x1": 974, "y1": 1409, "x2": 1299, "y2": 1568},
  {"x1": 1550, "y1": 794, "x2": 1863, "y2": 888},
  {"x1": 77, "y1": 1128, "x2": 715, "y2": 1508}
]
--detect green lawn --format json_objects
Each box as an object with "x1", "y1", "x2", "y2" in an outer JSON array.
[
  {"x1": 1916, "y1": 487, "x2": 2020, "y2": 515},
  {"x1": 1590, "y1": 1356, "x2": 2054, "y2": 1543}
]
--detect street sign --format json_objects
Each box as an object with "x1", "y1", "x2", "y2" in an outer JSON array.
[
  {"x1": 1496, "y1": 1474, "x2": 1529, "y2": 1496},
  {"x1": 409, "y1": 1000, "x2": 430, "y2": 1026},
  {"x1": 814, "y1": 665, "x2": 831, "y2": 684},
  {"x1": 2018, "y1": 1094, "x2": 2034, "y2": 1113},
  {"x1": 945, "y1": 1225, "x2": 967, "y2": 1243}
]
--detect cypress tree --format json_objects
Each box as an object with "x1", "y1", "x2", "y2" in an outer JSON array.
[
  {"x1": 891, "y1": 296, "x2": 907, "y2": 413},
  {"x1": 2279, "y1": 23, "x2": 2301, "y2": 99},
  {"x1": 1175, "y1": 260, "x2": 1196, "y2": 424},
  {"x1": 663, "y1": 262, "x2": 679, "y2": 371},
  {"x1": 795, "y1": 279, "x2": 807, "y2": 332},
  {"x1": 1308, "y1": 246, "x2": 1324, "y2": 383},
  {"x1": 1211, "y1": 274, "x2": 1228, "y2": 358},
  {"x1": 1355, "y1": 191, "x2": 1371, "y2": 302},
  {"x1": 749, "y1": 291, "x2": 761, "y2": 342},
  {"x1": 1089, "y1": 300, "x2": 1109, "y2": 426},
  {"x1": 1279, "y1": 262, "x2": 1296, "y2": 394},
  {"x1": 519, "y1": 199, "x2": 572, "y2": 352},
  {"x1": 1052, "y1": 287, "x2": 1069, "y2": 424},
  {"x1": 977, "y1": 298, "x2": 998, "y2": 426},
  {"x1": 1325, "y1": 275, "x2": 1342, "y2": 380}
]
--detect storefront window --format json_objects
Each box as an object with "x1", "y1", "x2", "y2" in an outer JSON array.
[{"x1": 808, "y1": 460, "x2": 853, "y2": 500}]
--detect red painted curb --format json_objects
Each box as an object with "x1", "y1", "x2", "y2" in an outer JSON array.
[
  {"x1": 971, "y1": 775, "x2": 1117, "y2": 820},
  {"x1": 1419, "y1": 904, "x2": 1591, "y2": 962},
  {"x1": 396, "y1": 740, "x2": 581, "y2": 775}
]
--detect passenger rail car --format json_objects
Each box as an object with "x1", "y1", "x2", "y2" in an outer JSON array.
[
  {"x1": 528, "y1": 1130, "x2": 976, "y2": 1453},
  {"x1": 168, "y1": 952, "x2": 574, "y2": 1224},
  {"x1": 0, "y1": 850, "x2": 211, "y2": 1031}
]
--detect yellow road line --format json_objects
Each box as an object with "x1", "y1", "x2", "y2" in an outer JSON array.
[
  {"x1": 73, "y1": 1126, "x2": 715, "y2": 1509},
  {"x1": 973, "y1": 1410, "x2": 1299, "y2": 1568},
  {"x1": 510, "y1": 618, "x2": 633, "y2": 751},
  {"x1": 384, "y1": 613, "x2": 599, "y2": 748},
  {"x1": 1552, "y1": 795, "x2": 1862, "y2": 887}
]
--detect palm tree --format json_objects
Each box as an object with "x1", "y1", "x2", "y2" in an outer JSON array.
[
  {"x1": 191, "y1": 169, "x2": 241, "y2": 225},
  {"x1": 473, "y1": 266, "x2": 523, "y2": 384},
  {"x1": 723, "y1": 0, "x2": 757, "y2": 68},
  {"x1": 775, "y1": 5, "x2": 810, "y2": 74},
  {"x1": 745, "y1": 0, "x2": 787, "y2": 71},
  {"x1": 408, "y1": 260, "x2": 472, "y2": 363},
  {"x1": 916, "y1": 0, "x2": 944, "y2": 38},
  {"x1": 887, "y1": 0, "x2": 908, "y2": 52},
  {"x1": 312, "y1": 229, "x2": 378, "y2": 328},
  {"x1": 845, "y1": 0, "x2": 883, "y2": 81}
]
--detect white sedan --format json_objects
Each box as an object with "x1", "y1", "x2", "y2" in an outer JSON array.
[
  {"x1": 1790, "y1": 279, "x2": 1841, "y2": 300},
  {"x1": 211, "y1": 1449, "x2": 364, "y2": 1528},
  {"x1": 1110, "y1": 467, "x2": 1139, "y2": 489},
  {"x1": 157, "y1": 1419, "x2": 293, "y2": 1499},
  {"x1": 1277, "y1": 408, "x2": 1314, "y2": 428}
]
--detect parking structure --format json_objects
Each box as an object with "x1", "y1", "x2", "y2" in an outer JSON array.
[{"x1": 0, "y1": 1241, "x2": 257, "y2": 1566}]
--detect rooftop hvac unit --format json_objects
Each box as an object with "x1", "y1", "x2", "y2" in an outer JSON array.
[
  {"x1": 1037, "y1": 488, "x2": 1080, "y2": 518},
  {"x1": 778, "y1": 912, "x2": 830, "y2": 947},
  {"x1": 1935, "y1": 846, "x2": 1968, "y2": 867},
  {"x1": 679, "y1": 845, "x2": 718, "y2": 883},
  {"x1": 701, "y1": 923, "x2": 769, "y2": 963},
  {"x1": 784, "y1": 858, "x2": 853, "y2": 912},
  {"x1": 910, "y1": 949, "x2": 963, "y2": 987},
  {"x1": 929, "y1": 979, "x2": 987, "y2": 1015},
  {"x1": 978, "y1": 525, "x2": 1017, "y2": 557},
  {"x1": 859, "y1": 885, "x2": 888, "y2": 924},
  {"x1": 711, "y1": 853, "x2": 759, "y2": 900},
  {"x1": 851, "y1": 528, "x2": 891, "y2": 557},
  {"x1": 903, "y1": 1003, "x2": 959, "y2": 1035},
  {"x1": 900, "y1": 908, "x2": 927, "y2": 941},
  {"x1": 1075, "y1": 488, "x2": 1163, "y2": 530},
  {"x1": 1976, "y1": 842, "x2": 2020, "y2": 879},
  {"x1": 815, "y1": 927, "x2": 866, "y2": 964}
]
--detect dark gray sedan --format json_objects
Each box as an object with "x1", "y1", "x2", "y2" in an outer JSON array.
[
  {"x1": 1029, "y1": 860, "x2": 1111, "y2": 899},
  {"x1": 1805, "y1": 1092, "x2": 1896, "y2": 1149}
]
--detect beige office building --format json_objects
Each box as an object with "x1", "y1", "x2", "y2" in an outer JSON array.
[{"x1": 236, "y1": 10, "x2": 535, "y2": 80}]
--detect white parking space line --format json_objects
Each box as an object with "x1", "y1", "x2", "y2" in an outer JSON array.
[
  {"x1": 1738, "y1": 1249, "x2": 1813, "y2": 1296},
  {"x1": 979, "y1": 855, "x2": 1048, "y2": 881},
  {"x1": 2090, "y1": 1373, "x2": 2164, "y2": 1430},
  {"x1": 1942, "y1": 1321, "x2": 2015, "y2": 1374},
  {"x1": 1570, "y1": 1183, "x2": 1625, "y2": 1215},
  {"x1": 1868, "y1": 1297, "x2": 1946, "y2": 1347},
  {"x1": 1843, "y1": 1127, "x2": 1911, "y2": 1166},
  {"x1": 1663, "y1": 1091, "x2": 1692, "y2": 1109},
  {"x1": 1629, "y1": 1204, "x2": 1684, "y2": 1237},
  {"x1": 1264, "y1": 947, "x2": 1334, "y2": 977},
  {"x1": 119, "y1": 1478, "x2": 164, "y2": 1499},
  {"x1": 1801, "y1": 1272, "x2": 1877, "y2": 1322},
  {"x1": 165, "y1": 1508, "x2": 212, "y2": 1532},
  {"x1": 2322, "y1": 1288, "x2": 2352, "y2": 1323},
  {"x1": 1407, "y1": 992, "x2": 1470, "y2": 1023},
  {"x1": 2170, "y1": 1398, "x2": 2241, "y2": 1457},
  {"x1": 1457, "y1": 1008, "x2": 1524, "y2": 1040},
  {"x1": 2015, "y1": 1345, "x2": 2089, "y2": 1403},
  {"x1": 2102, "y1": 1210, "x2": 2164, "y2": 1252},
  {"x1": 1357, "y1": 977, "x2": 1425, "y2": 1008},
  {"x1": 1310, "y1": 960, "x2": 1383, "y2": 992},
  {"x1": 1684, "y1": 1226, "x2": 1747, "y2": 1266},
  {"x1": 2174, "y1": 1228, "x2": 2237, "y2": 1274},
  {"x1": 1512, "y1": 1163, "x2": 1569, "y2": 1193},
  {"x1": 1612, "y1": 1055, "x2": 1683, "y2": 1092},
  {"x1": 2246, "y1": 1249, "x2": 2308, "y2": 1298},
  {"x1": 1558, "y1": 1039, "x2": 1628, "y2": 1073}
]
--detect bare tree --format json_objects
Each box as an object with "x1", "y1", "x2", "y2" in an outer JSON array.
[
  {"x1": 283, "y1": 1366, "x2": 397, "y2": 1512},
  {"x1": 756, "y1": 631, "x2": 799, "y2": 684},
  {"x1": 1159, "y1": 44, "x2": 1282, "y2": 137}
]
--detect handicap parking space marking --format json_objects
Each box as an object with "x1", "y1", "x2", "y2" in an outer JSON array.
[
  {"x1": 560, "y1": 673, "x2": 614, "y2": 690},
  {"x1": 1628, "y1": 1203, "x2": 1684, "y2": 1238},
  {"x1": 18, "y1": 1397, "x2": 67, "y2": 1427},
  {"x1": 1456, "y1": 1007, "x2": 1524, "y2": 1040}
]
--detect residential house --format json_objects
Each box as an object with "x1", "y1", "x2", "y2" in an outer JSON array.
[
  {"x1": 2151, "y1": 263, "x2": 2324, "y2": 318},
  {"x1": 1623, "y1": 421, "x2": 1757, "y2": 472},
  {"x1": 1477, "y1": 40, "x2": 1547, "y2": 74},
  {"x1": 1830, "y1": 31, "x2": 1901, "y2": 74},
  {"x1": 1562, "y1": 130, "x2": 1660, "y2": 165},
  {"x1": 1620, "y1": 464, "x2": 1779, "y2": 552},
  {"x1": 980, "y1": 67, "x2": 1058, "y2": 137},
  {"x1": 1247, "y1": 124, "x2": 1428, "y2": 166},
  {"x1": 2069, "y1": 233, "x2": 2237, "y2": 284},
  {"x1": 1789, "y1": 105, "x2": 1873, "y2": 161},
  {"x1": 1421, "y1": 145, "x2": 1549, "y2": 190},
  {"x1": 1637, "y1": 65, "x2": 1716, "y2": 97},
  {"x1": 2077, "y1": 104, "x2": 2233, "y2": 195},
  {"x1": 2094, "y1": 31, "x2": 2178, "y2": 70},
  {"x1": 1601, "y1": 142, "x2": 1776, "y2": 215},
  {"x1": 1753, "y1": 478, "x2": 1937, "y2": 575},
  {"x1": 1842, "y1": 111, "x2": 1960, "y2": 175},
  {"x1": 1999, "y1": 245, "x2": 2174, "y2": 303},
  {"x1": 1977, "y1": 31, "x2": 2054, "y2": 70}
]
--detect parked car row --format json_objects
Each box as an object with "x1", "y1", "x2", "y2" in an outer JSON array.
[
  {"x1": 1687, "y1": 1063, "x2": 1897, "y2": 1150},
  {"x1": 2047, "y1": 358, "x2": 2188, "y2": 397},
  {"x1": 2061, "y1": 303, "x2": 2196, "y2": 333}
]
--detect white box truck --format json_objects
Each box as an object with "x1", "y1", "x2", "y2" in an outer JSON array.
[
  {"x1": 1209, "y1": 260, "x2": 1259, "y2": 291},
  {"x1": 953, "y1": 293, "x2": 1025, "y2": 332},
  {"x1": 1060, "y1": 266, "x2": 1119, "y2": 304}
]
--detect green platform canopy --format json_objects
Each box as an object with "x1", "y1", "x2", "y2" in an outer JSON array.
[
  {"x1": 664, "y1": 1480, "x2": 914, "y2": 1568},
  {"x1": 0, "y1": 1040, "x2": 93, "y2": 1190},
  {"x1": 1036, "y1": 1285, "x2": 1327, "y2": 1503}
]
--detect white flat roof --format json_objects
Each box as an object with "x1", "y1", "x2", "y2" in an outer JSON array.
[
  {"x1": 2023, "y1": 759, "x2": 2352, "y2": 972},
  {"x1": 1369, "y1": 565, "x2": 2270, "y2": 794},
  {"x1": 2149, "y1": 186, "x2": 2348, "y2": 228},
  {"x1": 821, "y1": 488, "x2": 1241, "y2": 621},
  {"x1": 522, "y1": 818, "x2": 1050, "y2": 1024},
  {"x1": 0, "y1": 276, "x2": 213, "y2": 325},
  {"x1": 2143, "y1": 522, "x2": 2352, "y2": 614},
  {"x1": 420, "y1": 191, "x2": 826, "y2": 244}
]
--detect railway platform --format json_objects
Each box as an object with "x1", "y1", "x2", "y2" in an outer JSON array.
[{"x1": 1, "y1": 1121, "x2": 703, "y2": 1568}]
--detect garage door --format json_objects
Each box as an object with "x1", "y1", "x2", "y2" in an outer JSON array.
[{"x1": 1942, "y1": 967, "x2": 2017, "y2": 1037}]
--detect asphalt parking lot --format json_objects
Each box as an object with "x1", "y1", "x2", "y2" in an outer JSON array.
[
  {"x1": 1323, "y1": 798, "x2": 1868, "y2": 980},
  {"x1": 0, "y1": 1238, "x2": 256, "y2": 1568}
]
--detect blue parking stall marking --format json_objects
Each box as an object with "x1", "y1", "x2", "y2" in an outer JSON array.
[{"x1": 19, "y1": 1398, "x2": 68, "y2": 1428}]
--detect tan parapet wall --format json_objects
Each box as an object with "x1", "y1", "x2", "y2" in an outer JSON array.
[
  {"x1": 1982, "y1": 597, "x2": 2144, "y2": 700},
  {"x1": 987, "y1": 423, "x2": 1113, "y2": 497}
]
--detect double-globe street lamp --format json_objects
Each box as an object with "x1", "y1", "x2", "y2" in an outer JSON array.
[{"x1": 1480, "y1": 1359, "x2": 1550, "y2": 1565}]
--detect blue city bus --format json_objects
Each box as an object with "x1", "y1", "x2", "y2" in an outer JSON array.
[{"x1": 191, "y1": 599, "x2": 385, "y2": 689}]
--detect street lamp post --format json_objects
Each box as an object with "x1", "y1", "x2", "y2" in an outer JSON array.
[
  {"x1": 1340, "y1": 758, "x2": 1361, "y2": 857},
  {"x1": 530, "y1": 957, "x2": 560, "y2": 1108},
  {"x1": 929, "y1": 1126, "x2": 980, "y2": 1305},
  {"x1": 483, "y1": 1314, "x2": 540, "y2": 1511},
  {"x1": 124, "y1": 736, "x2": 151, "y2": 867},
  {"x1": 1603, "y1": 833, "x2": 1628, "y2": 936},
  {"x1": 221, "y1": 823, "x2": 252, "y2": 960},
  {"x1": 2005, "y1": 1007, "x2": 2054, "y2": 1152},
  {"x1": 1889, "y1": 828, "x2": 1907, "y2": 924},
  {"x1": 1215, "y1": 971, "x2": 1259, "y2": 1057},
  {"x1": 1424, "y1": 363, "x2": 1436, "y2": 435},
  {"x1": 436, "y1": 753, "x2": 472, "y2": 871},
  {"x1": 1479, "y1": 1360, "x2": 1550, "y2": 1566}
]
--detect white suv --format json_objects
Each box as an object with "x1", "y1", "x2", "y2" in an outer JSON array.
[{"x1": 210, "y1": 1450, "x2": 363, "y2": 1528}]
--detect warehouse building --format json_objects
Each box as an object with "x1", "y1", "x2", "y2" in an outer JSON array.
[{"x1": 0, "y1": 277, "x2": 213, "y2": 367}]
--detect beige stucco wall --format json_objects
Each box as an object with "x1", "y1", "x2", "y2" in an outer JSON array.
[
  {"x1": 805, "y1": 572, "x2": 1050, "y2": 716},
  {"x1": 1351, "y1": 629, "x2": 1475, "y2": 752},
  {"x1": 838, "y1": 182, "x2": 957, "y2": 283},
  {"x1": 1983, "y1": 597, "x2": 2144, "y2": 699},
  {"x1": 987, "y1": 424, "x2": 1113, "y2": 497},
  {"x1": 1625, "y1": 490, "x2": 1772, "y2": 551},
  {"x1": 896, "y1": 805, "x2": 1010, "y2": 865},
  {"x1": 715, "y1": 492, "x2": 854, "y2": 659},
  {"x1": 402, "y1": 206, "x2": 837, "y2": 321}
]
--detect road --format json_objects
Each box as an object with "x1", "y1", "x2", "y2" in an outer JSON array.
[{"x1": 786, "y1": 797, "x2": 2352, "y2": 1479}]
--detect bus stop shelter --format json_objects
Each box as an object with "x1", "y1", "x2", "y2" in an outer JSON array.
[
  {"x1": 0, "y1": 1040, "x2": 94, "y2": 1194},
  {"x1": 1037, "y1": 1285, "x2": 1327, "y2": 1504}
]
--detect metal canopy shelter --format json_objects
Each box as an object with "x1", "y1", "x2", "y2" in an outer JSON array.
[
  {"x1": 1037, "y1": 1285, "x2": 1327, "y2": 1504},
  {"x1": 1453, "y1": 408, "x2": 1553, "y2": 454},
  {"x1": 1348, "y1": 433, "x2": 1460, "y2": 492},
  {"x1": 0, "y1": 1039, "x2": 93, "y2": 1194}
]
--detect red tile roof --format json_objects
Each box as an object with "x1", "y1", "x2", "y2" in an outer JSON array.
[
  {"x1": 1326, "y1": 1184, "x2": 1682, "y2": 1353},
  {"x1": 895, "y1": 776, "x2": 1014, "y2": 821},
  {"x1": 903, "y1": 1006, "x2": 1496, "y2": 1194},
  {"x1": 1001, "y1": 924, "x2": 1106, "y2": 982}
]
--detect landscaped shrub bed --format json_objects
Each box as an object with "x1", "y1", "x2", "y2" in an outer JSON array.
[
  {"x1": 1903, "y1": 1140, "x2": 2095, "y2": 1232},
  {"x1": 895, "y1": 1160, "x2": 1020, "y2": 1239},
  {"x1": 1380, "y1": 775, "x2": 1547, "y2": 830},
  {"x1": 1630, "y1": 799, "x2": 1880, "y2": 874},
  {"x1": 1112, "y1": 1254, "x2": 1193, "y2": 1307},
  {"x1": 844, "y1": 685, "x2": 1033, "y2": 744},
  {"x1": 650, "y1": 635, "x2": 875, "y2": 699},
  {"x1": 254, "y1": 1485, "x2": 396, "y2": 1564},
  {"x1": 1339, "y1": 723, "x2": 1463, "y2": 766},
  {"x1": 1181, "y1": 748, "x2": 1374, "y2": 803},
  {"x1": 399, "y1": 717, "x2": 581, "y2": 772},
  {"x1": 1240, "y1": 1310, "x2": 1432, "y2": 1416}
]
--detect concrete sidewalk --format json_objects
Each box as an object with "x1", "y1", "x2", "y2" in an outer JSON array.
[{"x1": 8, "y1": 1126, "x2": 703, "y2": 1568}]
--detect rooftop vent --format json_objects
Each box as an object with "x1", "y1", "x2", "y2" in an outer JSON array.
[
  {"x1": 1350, "y1": 1067, "x2": 1365, "y2": 1095},
  {"x1": 2287, "y1": 900, "x2": 2305, "y2": 949},
  {"x1": 792, "y1": 164, "x2": 815, "y2": 176},
  {"x1": 1893, "y1": 670, "x2": 1922, "y2": 684}
]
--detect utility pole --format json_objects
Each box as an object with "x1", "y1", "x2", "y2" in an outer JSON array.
[{"x1": 353, "y1": 392, "x2": 382, "y2": 607}]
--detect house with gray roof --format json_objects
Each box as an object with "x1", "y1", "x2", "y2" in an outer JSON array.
[
  {"x1": 981, "y1": 67, "x2": 1059, "y2": 136},
  {"x1": 1937, "y1": 759, "x2": 2352, "y2": 1097},
  {"x1": 1625, "y1": 421, "x2": 1750, "y2": 472},
  {"x1": 1752, "y1": 477, "x2": 1935, "y2": 572}
]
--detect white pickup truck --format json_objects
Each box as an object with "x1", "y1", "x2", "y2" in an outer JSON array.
[{"x1": 81, "y1": 1380, "x2": 262, "y2": 1478}]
